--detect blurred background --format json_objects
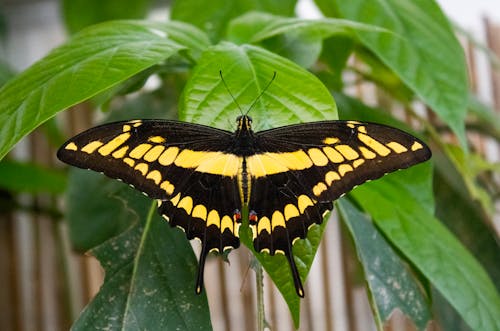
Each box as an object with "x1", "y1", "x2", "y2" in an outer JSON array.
[{"x1": 0, "y1": 0, "x2": 499, "y2": 330}]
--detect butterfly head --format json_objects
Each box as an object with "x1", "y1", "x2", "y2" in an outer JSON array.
[{"x1": 236, "y1": 115, "x2": 253, "y2": 132}]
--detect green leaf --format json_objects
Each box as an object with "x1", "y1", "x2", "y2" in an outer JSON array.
[
  {"x1": 318, "y1": 35, "x2": 354, "y2": 89},
  {"x1": 0, "y1": 20, "x2": 198, "y2": 161},
  {"x1": 70, "y1": 174, "x2": 212, "y2": 330},
  {"x1": 467, "y1": 94, "x2": 500, "y2": 140},
  {"x1": 227, "y1": 12, "x2": 375, "y2": 68},
  {"x1": 442, "y1": 143, "x2": 497, "y2": 216},
  {"x1": 62, "y1": 0, "x2": 152, "y2": 33},
  {"x1": 338, "y1": 199, "x2": 432, "y2": 331},
  {"x1": 333, "y1": 0, "x2": 469, "y2": 147},
  {"x1": 0, "y1": 160, "x2": 67, "y2": 194},
  {"x1": 433, "y1": 156, "x2": 500, "y2": 330},
  {"x1": 351, "y1": 164, "x2": 500, "y2": 331},
  {"x1": 0, "y1": 59, "x2": 14, "y2": 87},
  {"x1": 67, "y1": 170, "x2": 136, "y2": 251},
  {"x1": 227, "y1": 12, "x2": 388, "y2": 45},
  {"x1": 180, "y1": 42, "x2": 337, "y2": 129},
  {"x1": 179, "y1": 42, "x2": 337, "y2": 326},
  {"x1": 170, "y1": 0, "x2": 297, "y2": 42}
]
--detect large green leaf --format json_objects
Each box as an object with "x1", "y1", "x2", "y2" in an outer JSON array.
[
  {"x1": 332, "y1": 0, "x2": 468, "y2": 147},
  {"x1": 70, "y1": 174, "x2": 212, "y2": 330},
  {"x1": 0, "y1": 20, "x2": 213, "y2": 161},
  {"x1": 67, "y1": 170, "x2": 135, "y2": 251},
  {"x1": 433, "y1": 154, "x2": 500, "y2": 330},
  {"x1": 227, "y1": 11, "x2": 387, "y2": 44},
  {"x1": 338, "y1": 199, "x2": 432, "y2": 331},
  {"x1": 0, "y1": 160, "x2": 67, "y2": 194},
  {"x1": 62, "y1": 0, "x2": 152, "y2": 33},
  {"x1": 226, "y1": 12, "x2": 387, "y2": 68},
  {"x1": 180, "y1": 42, "x2": 337, "y2": 128},
  {"x1": 351, "y1": 166, "x2": 500, "y2": 331},
  {"x1": 179, "y1": 42, "x2": 337, "y2": 326},
  {"x1": 170, "y1": 0, "x2": 297, "y2": 42}
]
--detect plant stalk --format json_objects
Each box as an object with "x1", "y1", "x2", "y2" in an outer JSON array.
[{"x1": 255, "y1": 257, "x2": 266, "y2": 331}]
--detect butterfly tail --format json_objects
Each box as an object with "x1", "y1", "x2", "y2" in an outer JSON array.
[
  {"x1": 196, "y1": 241, "x2": 209, "y2": 294},
  {"x1": 286, "y1": 250, "x2": 304, "y2": 298}
]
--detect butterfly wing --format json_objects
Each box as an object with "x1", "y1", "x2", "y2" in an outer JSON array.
[
  {"x1": 250, "y1": 120, "x2": 431, "y2": 296},
  {"x1": 57, "y1": 119, "x2": 242, "y2": 293}
]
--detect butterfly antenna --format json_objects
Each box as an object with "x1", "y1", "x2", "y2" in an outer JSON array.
[
  {"x1": 220, "y1": 70, "x2": 244, "y2": 116},
  {"x1": 245, "y1": 71, "x2": 276, "y2": 115}
]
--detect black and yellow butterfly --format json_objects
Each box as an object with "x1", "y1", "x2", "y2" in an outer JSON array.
[{"x1": 58, "y1": 114, "x2": 431, "y2": 297}]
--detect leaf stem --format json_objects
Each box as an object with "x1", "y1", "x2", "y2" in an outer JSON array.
[{"x1": 254, "y1": 256, "x2": 266, "y2": 331}]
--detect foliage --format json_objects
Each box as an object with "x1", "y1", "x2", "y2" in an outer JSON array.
[{"x1": 0, "y1": 0, "x2": 499, "y2": 330}]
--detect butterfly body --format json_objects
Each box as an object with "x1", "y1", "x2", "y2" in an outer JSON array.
[{"x1": 58, "y1": 115, "x2": 431, "y2": 297}]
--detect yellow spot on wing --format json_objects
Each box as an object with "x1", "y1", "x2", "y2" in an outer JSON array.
[
  {"x1": 158, "y1": 147, "x2": 179, "y2": 166},
  {"x1": 358, "y1": 126, "x2": 367, "y2": 133},
  {"x1": 297, "y1": 195, "x2": 314, "y2": 213},
  {"x1": 268, "y1": 150, "x2": 313, "y2": 170},
  {"x1": 98, "y1": 133, "x2": 131, "y2": 156},
  {"x1": 323, "y1": 146, "x2": 344, "y2": 163},
  {"x1": 358, "y1": 133, "x2": 391, "y2": 156},
  {"x1": 352, "y1": 159, "x2": 365, "y2": 168},
  {"x1": 411, "y1": 141, "x2": 423, "y2": 151},
  {"x1": 335, "y1": 145, "x2": 359, "y2": 160},
  {"x1": 175, "y1": 150, "x2": 215, "y2": 168},
  {"x1": 258, "y1": 217, "x2": 271, "y2": 234},
  {"x1": 271, "y1": 211, "x2": 285, "y2": 230},
  {"x1": 65, "y1": 142, "x2": 78, "y2": 151},
  {"x1": 160, "y1": 180, "x2": 175, "y2": 195},
  {"x1": 146, "y1": 170, "x2": 162, "y2": 184},
  {"x1": 134, "y1": 163, "x2": 149, "y2": 176},
  {"x1": 170, "y1": 193, "x2": 181, "y2": 206},
  {"x1": 129, "y1": 120, "x2": 142, "y2": 127},
  {"x1": 196, "y1": 153, "x2": 240, "y2": 176},
  {"x1": 129, "y1": 144, "x2": 152, "y2": 159},
  {"x1": 122, "y1": 124, "x2": 131, "y2": 132},
  {"x1": 338, "y1": 164, "x2": 353, "y2": 176},
  {"x1": 143, "y1": 145, "x2": 166, "y2": 162},
  {"x1": 325, "y1": 171, "x2": 340, "y2": 185},
  {"x1": 81, "y1": 141, "x2": 103, "y2": 154},
  {"x1": 308, "y1": 148, "x2": 329, "y2": 166},
  {"x1": 250, "y1": 224, "x2": 257, "y2": 240},
  {"x1": 192, "y1": 204, "x2": 207, "y2": 220},
  {"x1": 178, "y1": 196, "x2": 193, "y2": 215},
  {"x1": 284, "y1": 204, "x2": 300, "y2": 220},
  {"x1": 387, "y1": 142, "x2": 408, "y2": 153},
  {"x1": 112, "y1": 146, "x2": 129, "y2": 159},
  {"x1": 313, "y1": 182, "x2": 327, "y2": 197},
  {"x1": 148, "y1": 136, "x2": 166, "y2": 143},
  {"x1": 359, "y1": 146, "x2": 377, "y2": 159},
  {"x1": 247, "y1": 154, "x2": 288, "y2": 177},
  {"x1": 221, "y1": 215, "x2": 233, "y2": 233},
  {"x1": 207, "y1": 210, "x2": 220, "y2": 227},
  {"x1": 323, "y1": 137, "x2": 340, "y2": 145},
  {"x1": 123, "y1": 157, "x2": 135, "y2": 167}
]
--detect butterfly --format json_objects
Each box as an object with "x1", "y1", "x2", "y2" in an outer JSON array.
[{"x1": 57, "y1": 112, "x2": 431, "y2": 297}]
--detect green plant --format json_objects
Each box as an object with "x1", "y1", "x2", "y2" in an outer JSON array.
[{"x1": 0, "y1": 0, "x2": 499, "y2": 330}]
